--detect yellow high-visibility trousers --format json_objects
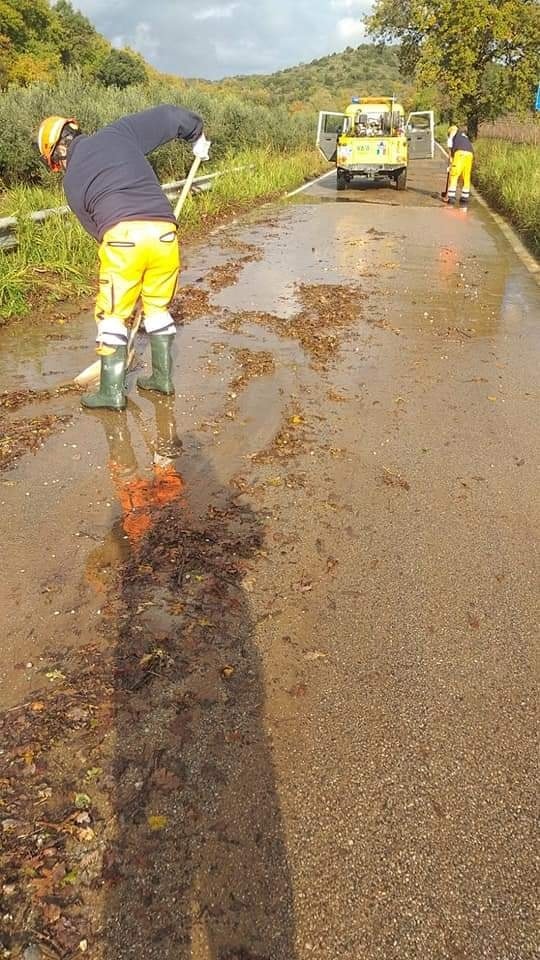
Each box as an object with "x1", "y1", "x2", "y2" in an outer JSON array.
[
  {"x1": 447, "y1": 150, "x2": 473, "y2": 203},
  {"x1": 95, "y1": 220, "x2": 180, "y2": 346}
]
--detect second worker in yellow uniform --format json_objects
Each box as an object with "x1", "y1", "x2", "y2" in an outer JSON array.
[
  {"x1": 37, "y1": 106, "x2": 210, "y2": 410},
  {"x1": 445, "y1": 124, "x2": 474, "y2": 207}
]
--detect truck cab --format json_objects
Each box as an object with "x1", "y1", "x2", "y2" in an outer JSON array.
[{"x1": 317, "y1": 96, "x2": 434, "y2": 191}]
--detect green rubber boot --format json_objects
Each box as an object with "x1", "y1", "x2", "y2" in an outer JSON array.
[
  {"x1": 137, "y1": 334, "x2": 174, "y2": 396},
  {"x1": 81, "y1": 345, "x2": 127, "y2": 411}
]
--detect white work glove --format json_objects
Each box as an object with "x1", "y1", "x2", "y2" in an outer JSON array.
[{"x1": 192, "y1": 133, "x2": 211, "y2": 161}]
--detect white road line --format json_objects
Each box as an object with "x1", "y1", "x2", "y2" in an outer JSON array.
[
  {"x1": 286, "y1": 168, "x2": 335, "y2": 198},
  {"x1": 435, "y1": 141, "x2": 538, "y2": 280}
]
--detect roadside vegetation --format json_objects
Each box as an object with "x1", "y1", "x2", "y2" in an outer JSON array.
[
  {"x1": 0, "y1": 147, "x2": 326, "y2": 320},
  {"x1": 479, "y1": 115, "x2": 539, "y2": 146},
  {"x1": 473, "y1": 138, "x2": 540, "y2": 258}
]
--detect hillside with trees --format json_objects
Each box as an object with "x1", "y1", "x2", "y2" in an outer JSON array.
[{"x1": 198, "y1": 44, "x2": 416, "y2": 112}]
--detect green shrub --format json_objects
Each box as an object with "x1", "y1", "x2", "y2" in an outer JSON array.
[{"x1": 96, "y1": 50, "x2": 147, "y2": 89}]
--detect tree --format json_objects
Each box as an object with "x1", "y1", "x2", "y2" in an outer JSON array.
[
  {"x1": 50, "y1": 0, "x2": 100, "y2": 70},
  {"x1": 0, "y1": 0, "x2": 51, "y2": 50},
  {"x1": 367, "y1": 0, "x2": 540, "y2": 133},
  {"x1": 9, "y1": 49, "x2": 60, "y2": 86},
  {"x1": 0, "y1": 32, "x2": 12, "y2": 87},
  {"x1": 96, "y1": 49, "x2": 147, "y2": 88}
]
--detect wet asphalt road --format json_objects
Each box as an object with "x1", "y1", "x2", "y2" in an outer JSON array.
[{"x1": 1, "y1": 154, "x2": 538, "y2": 958}]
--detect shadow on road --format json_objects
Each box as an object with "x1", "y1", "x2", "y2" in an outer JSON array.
[
  {"x1": 316, "y1": 171, "x2": 445, "y2": 205},
  {"x1": 94, "y1": 397, "x2": 297, "y2": 959}
]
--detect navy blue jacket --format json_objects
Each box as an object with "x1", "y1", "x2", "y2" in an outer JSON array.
[
  {"x1": 64, "y1": 105, "x2": 203, "y2": 242},
  {"x1": 450, "y1": 132, "x2": 474, "y2": 156}
]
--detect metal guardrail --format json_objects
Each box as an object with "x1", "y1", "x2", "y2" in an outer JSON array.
[{"x1": 0, "y1": 169, "x2": 225, "y2": 252}]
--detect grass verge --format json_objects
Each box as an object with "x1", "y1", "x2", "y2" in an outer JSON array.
[
  {"x1": 0, "y1": 147, "x2": 328, "y2": 322},
  {"x1": 473, "y1": 139, "x2": 540, "y2": 259}
]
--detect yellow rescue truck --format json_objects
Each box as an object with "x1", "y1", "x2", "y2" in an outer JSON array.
[{"x1": 316, "y1": 96, "x2": 434, "y2": 191}]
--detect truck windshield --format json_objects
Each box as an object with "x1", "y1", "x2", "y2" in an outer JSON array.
[{"x1": 352, "y1": 111, "x2": 403, "y2": 136}]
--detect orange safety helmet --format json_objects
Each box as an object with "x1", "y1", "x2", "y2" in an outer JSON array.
[{"x1": 37, "y1": 115, "x2": 79, "y2": 171}]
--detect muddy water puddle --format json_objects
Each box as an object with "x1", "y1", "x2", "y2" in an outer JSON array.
[{"x1": 1, "y1": 190, "x2": 537, "y2": 709}]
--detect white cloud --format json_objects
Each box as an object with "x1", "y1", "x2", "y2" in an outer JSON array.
[
  {"x1": 131, "y1": 21, "x2": 161, "y2": 59},
  {"x1": 193, "y1": 3, "x2": 240, "y2": 20},
  {"x1": 214, "y1": 37, "x2": 276, "y2": 69},
  {"x1": 330, "y1": 0, "x2": 365, "y2": 9},
  {"x1": 74, "y1": 0, "x2": 375, "y2": 79},
  {"x1": 113, "y1": 21, "x2": 160, "y2": 59},
  {"x1": 336, "y1": 17, "x2": 366, "y2": 41}
]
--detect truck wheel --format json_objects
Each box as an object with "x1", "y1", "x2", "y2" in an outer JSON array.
[
  {"x1": 336, "y1": 171, "x2": 347, "y2": 191},
  {"x1": 395, "y1": 168, "x2": 407, "y2": 191}
]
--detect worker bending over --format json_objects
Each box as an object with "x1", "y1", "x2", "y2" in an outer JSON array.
[
  {"x1": 445, "y1": 124, "x2": 474, "y2": 207},
  {"x1": 37, "y1": 106, "x2": 210, "y2": 410}
]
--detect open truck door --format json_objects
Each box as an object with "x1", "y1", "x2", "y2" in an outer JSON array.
[
  {"x1": 316, "y1": 111, "x2": 347, "y2": 162},
  {"x1": 406, "y1": 111, "x2": 435, "y2": 159}
]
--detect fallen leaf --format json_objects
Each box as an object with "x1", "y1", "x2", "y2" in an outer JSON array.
[
  {"x1": 139, "y1": 648, "x2": 166, "y2": 668},
  {"x1": 62, "y1": 870, "x2": 78, "y2": 886},
  {"x1": 169, "y1": 601, "x2": 186, "y2": 615},
  {"x1": 2, "y1": 819, "x2": 19, "y2": 832},
  {"x1": 84, "y1": 767, "x2": 102, "y2": 782},
  {"x1": 221, "y1": 665, "x2": 235, "y2": 679},
  {"x1": 382, "y1": 468, "x2": 410, "y2": 491},
  {"x1": 42, "y1": 902, "x2": 61, "y2": 924},
  {"x1": 45, "y1": 670, "x2": 65, "y2": 682},
  {"x1": 151, "y1": 768, "x2": 182, "y2": 792},
  {"x1": 77, "y1": 827, "x2": 95, "y2": 843},
  {"x1": 147, "y1": 814, "x2": 168, "y2": 831},
  {"x1": 29, "y1": 862, "x2": 66, "y2": 898},
  {"x1": 67, "y1": 706, "x2": 89, "y2": 724},
  {"x1": 225, "y1": 730, "x2": 242, "y2": 743}
]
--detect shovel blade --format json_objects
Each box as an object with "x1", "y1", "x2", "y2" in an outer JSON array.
[{"x1": 74, "y1": 358, "x2": 100, "y2": 386}]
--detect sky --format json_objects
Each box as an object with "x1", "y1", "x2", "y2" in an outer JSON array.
[{"x1": 73, "y1": 0, "x2": 375, "y2": 80}]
